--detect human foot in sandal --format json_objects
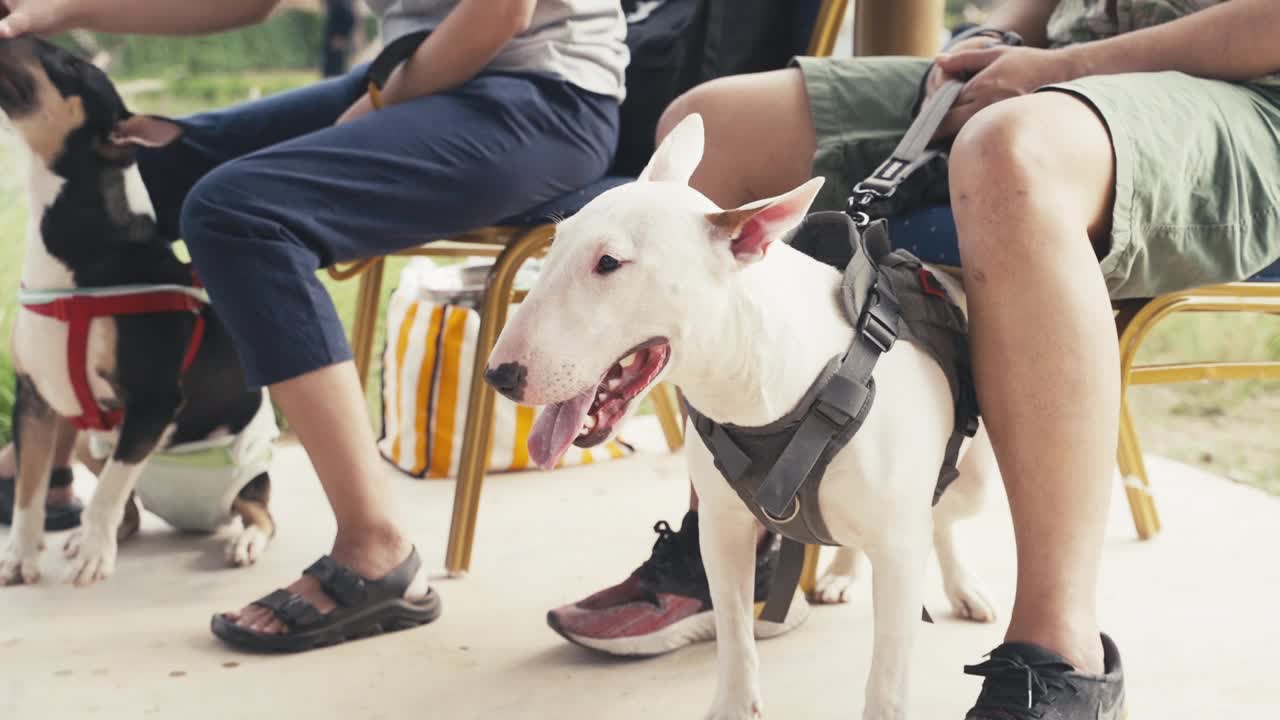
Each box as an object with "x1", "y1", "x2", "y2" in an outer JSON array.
[
  {"x1": 210, "y1": 537, "x2": 440, "y2": 652},
  {"x1": 0, "y1": 443, "x2": 83, "y2": 532}
]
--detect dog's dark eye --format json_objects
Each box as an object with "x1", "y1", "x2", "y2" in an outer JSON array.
[{"x1": 595, "y1": 255, "x2": 622, "y2": 275}]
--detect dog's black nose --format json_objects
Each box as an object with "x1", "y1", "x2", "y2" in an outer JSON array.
[{"x1": 485, "y1": 362, "x2": 528, "y2": 402}]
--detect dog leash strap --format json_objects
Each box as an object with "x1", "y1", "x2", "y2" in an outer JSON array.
[
  {"x1": 850, "y1": 78, "x2": 965, "y2": 204},
  {"x1": 759, "y1": 538, "x2": 808, "y2": 624}
]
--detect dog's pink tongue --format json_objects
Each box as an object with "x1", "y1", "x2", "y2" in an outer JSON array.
[{"x1": 529, "y1": 390, "x2": 594, "y2": 470}]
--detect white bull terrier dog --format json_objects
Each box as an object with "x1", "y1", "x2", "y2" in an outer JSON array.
[{"x1": 486, "y1": 113, "x2": 998, "y2": 719}]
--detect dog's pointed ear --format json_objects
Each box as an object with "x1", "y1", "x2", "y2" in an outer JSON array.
[
  {"x1": 707, "y1": 177, "x2": 825, "y2": 266},
  {"x1": 109, "y1": 115, "x2": 183, "y2": 149},
  {"x1": 637, "y1": 113, "x2": 704, "y2": 185}
]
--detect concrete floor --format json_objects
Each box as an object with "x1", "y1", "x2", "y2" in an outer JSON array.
[{"x1": 1, "y1": 417, "x2": 1277, "y2": 720}]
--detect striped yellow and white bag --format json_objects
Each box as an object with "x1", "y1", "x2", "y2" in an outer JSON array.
[{"x1": 378, "y1": 260, "x2": 633, "y2": 478}]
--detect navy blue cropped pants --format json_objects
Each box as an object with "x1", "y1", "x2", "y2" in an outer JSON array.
[{"x1": 139, "y1": 66, "x2": 619, "y2": 388}]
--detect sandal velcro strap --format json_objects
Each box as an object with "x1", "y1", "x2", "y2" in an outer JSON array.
[
  {"x1": 253, "y1": 589, "x2": 326, "y2": 629},
  {"x1": 303, "y1": 556, "x2": 369, "y2": 607}
]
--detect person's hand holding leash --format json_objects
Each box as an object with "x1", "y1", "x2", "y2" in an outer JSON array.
[
  {"x1": 932, "y1": 44, "x2": 1087, "y2": 139},
  {"x1": 922, "y1": 35, "x2": 1008, "y2": 101}
]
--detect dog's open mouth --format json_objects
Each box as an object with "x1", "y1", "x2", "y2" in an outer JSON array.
[{"x1": 528, "y1": 338, "x2": 671, "y2": 470}]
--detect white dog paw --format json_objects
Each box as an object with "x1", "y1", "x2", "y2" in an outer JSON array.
[
  {"x1": 0, "y1": 540, "x2": 42, "y2": 586},
  {"x1": 62, "y1": 528, "x2": 117, "y2": 587},
  {"x1": 945, "y1": 576, "x2": 997, "y2": 623},
  {"x1": 226, "y1": 525, "x2": 272, "y2": 567},
  {"x1": 813, "y1": 571, "x2": 857, "y2": 605},
  {"x1": 704, "y1": 700, "x2": 764, "y2": 720}
]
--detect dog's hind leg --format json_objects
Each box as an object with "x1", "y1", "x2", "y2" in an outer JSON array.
[
  {"x1": 813, "y1": 545, "x2": 862, "y2": 605},
  {"x1": 227, "y1": 472, "x2": 275, "y2": 567},
  {"x1": 64, "y1": 394, "x2": 179, "y2": 586},
  {"x1": 932, "y1": 423, "x2": 997, "y2": 623},
  {"x1": 1, "y1": 375, "x2": 75, "y2": 585}
]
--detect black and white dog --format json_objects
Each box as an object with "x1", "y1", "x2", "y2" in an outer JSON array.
[{"x1": 0, "y1": 37, "x2": 278, "y2": 587}]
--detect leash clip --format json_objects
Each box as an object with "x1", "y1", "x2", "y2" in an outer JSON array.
[{"x1": 846, "y1": 183, "x2": 892, "y2": 228}]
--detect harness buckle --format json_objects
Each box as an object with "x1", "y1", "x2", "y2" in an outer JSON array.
[
  {"x1": 858, "y1": 289, "x2": 899, "y2": 354},
  {"x1": 813, "y1": 398, "x2": 854, "y2": 429}
]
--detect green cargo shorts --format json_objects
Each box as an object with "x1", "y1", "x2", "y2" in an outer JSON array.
[{"x1": 793, "y1": 55, "x2": 1280, "y2": 299}]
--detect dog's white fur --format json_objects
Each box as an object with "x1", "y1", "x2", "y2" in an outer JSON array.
[{"x1": 489, "y1": 114, "x2": 997, "y2": 719}]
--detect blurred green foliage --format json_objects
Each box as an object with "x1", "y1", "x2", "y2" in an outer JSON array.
[{"x1": 52, "y1": 10, "x2": 378, "y2": 80}]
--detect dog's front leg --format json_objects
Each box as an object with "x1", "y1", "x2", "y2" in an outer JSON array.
[
  {"x1": 64, "y1": 398, "x2": 178, "y2": 586},
  {"x1": 862, "y1": 517, "x2": 933, "y2": 720},
  {"x1": 1, "y1": 376, "x2": 75, "y2": 585},
  {"x1": 699, "y1": 503, "x2": 764, "y2": 720}
]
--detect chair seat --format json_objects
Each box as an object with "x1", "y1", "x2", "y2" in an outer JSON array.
[
  {"x1": 888, "y1": 206, "x2": 1280, "y2": 283},
  {"x1": 500, "y1": 176, "x2": 634, "y2": 227}
]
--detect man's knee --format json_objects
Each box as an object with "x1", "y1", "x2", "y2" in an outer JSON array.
[
  {"x1": 178, "y1": 156, "x2": 303, "y2": 264},
  {"x1": 657, "y1": 81, "x2": 721, "y2": 146},
  {"x1": 949, "y1": 94, "x2": 1116, "y2": 254},
  {"x1": 179, "y1": 160, "x2": 251, "y2": 253},
  {"x1": 654, "y1": 69, "x2": 813, "y2": 206},
  {"x1": 950, "y1": 98, "x2": 1069, "y2": 196}
]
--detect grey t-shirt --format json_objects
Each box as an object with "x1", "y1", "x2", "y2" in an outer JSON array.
[{"x1": 363, "y1": 0, "x2": 628, "y2": 101}]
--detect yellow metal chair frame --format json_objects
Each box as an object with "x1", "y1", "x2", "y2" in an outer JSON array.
[{"x1": 1114, "y1": 282, "x2": 1280, "y2": 539}]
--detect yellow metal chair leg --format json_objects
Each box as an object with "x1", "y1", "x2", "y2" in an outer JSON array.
[
  {"x1": 1117, "y1": 394, "x2": 1162, "y2": 539},
  {"x1": 1114, "y1": 297, "x2": 1174, "y2": 541},
  {"x1": 350, "y1": 257, "x2": 386, "y2": 390},
  {"x1": 807, "y1": 0, "x2": 850, "y2": 57},
  {"x1": 446, "y1": 226, "x2": 555, "y2": 575},
  {"x1": 651, "y1": 383, "x2": 685, "y2": 452}
]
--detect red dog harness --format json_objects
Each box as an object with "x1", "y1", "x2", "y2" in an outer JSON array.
[{"x1": 19, "y1": 284, "x2": 209, "y2": 432}]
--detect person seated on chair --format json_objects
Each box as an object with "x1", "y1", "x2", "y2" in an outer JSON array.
[
  {"x1": 0, "y1": 0, "x2": 627, "y2": 652},
  {"x1": 547, "y1": 1, "x2": 1280, "y2": 718}
]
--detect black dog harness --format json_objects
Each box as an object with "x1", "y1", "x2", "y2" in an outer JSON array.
[
  {"x1": 685, "y1": 216, "x2": 979, "y2": 622},
  {"x1": 682, "y1": 54, "x2": 1015, "y2": 621},
  {"x1": 686, "y1": 215, "x2": 977, "y2": 538}
]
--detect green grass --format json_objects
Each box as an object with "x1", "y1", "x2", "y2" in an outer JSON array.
[{"x1": 1127, "y1": 312, "x2": 1280, "y2": 495}]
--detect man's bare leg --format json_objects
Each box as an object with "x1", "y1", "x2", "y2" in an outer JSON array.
[{"x1": 949, "y1": 92, "x2": 1119, "y2": 674}]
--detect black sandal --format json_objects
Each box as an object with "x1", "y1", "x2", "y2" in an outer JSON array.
[
  {"x1": 210, "y1": 547, "x2": 441, "y2": 653},
  {"x1": 0, "y1": 468, "x2": 84, "y2": 531}
]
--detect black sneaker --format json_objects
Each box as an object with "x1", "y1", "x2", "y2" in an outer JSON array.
[
  {"x1": 964, "y1": 633, "x2": 1127, "y2": 719},
  {"x1": 546, "y1": 510, "x2": 810, "y2": 657}
]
